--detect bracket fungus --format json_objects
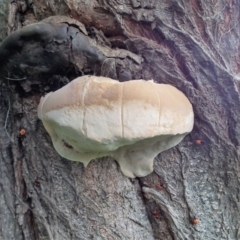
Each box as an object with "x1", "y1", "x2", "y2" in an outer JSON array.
[
  {"x1": 38, "y1": 75, "x2": 194, "y2": 178},
  {"x1": 0, "y1": 16, "x2": 106, "y2": 79},
  {"x1": 0, "y1": 16, "x2": 138, "y2": 87}
]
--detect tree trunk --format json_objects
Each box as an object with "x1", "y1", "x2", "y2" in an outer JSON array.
[{"x1": 0, "y1": 0, "x2": 239, "y2": 239}]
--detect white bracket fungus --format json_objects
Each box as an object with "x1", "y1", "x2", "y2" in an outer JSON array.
[{"x1": 38, "y1": 76, "x2": 194, "y2": 178}]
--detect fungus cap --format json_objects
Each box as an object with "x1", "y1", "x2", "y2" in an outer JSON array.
[{"x1": 38, "y1": 75, "x2": 194, "y2": 178}]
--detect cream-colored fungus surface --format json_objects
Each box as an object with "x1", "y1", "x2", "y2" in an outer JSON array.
[{"x1": 38, "y1": 75, "x2": 194, "y2": 178}]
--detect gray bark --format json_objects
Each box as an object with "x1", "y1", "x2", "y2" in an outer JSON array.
[{"x1": 0, "y1": 0, "x2": 240, "y2": 240}]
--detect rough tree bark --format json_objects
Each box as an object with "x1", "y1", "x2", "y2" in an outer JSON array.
[{"x1": 0, "y1": 0, "x2": 239, "y2": 240}]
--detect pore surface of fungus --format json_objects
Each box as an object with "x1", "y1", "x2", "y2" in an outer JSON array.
[{"x1": 38, "y1": 76, "x2": 194, "y2": 178}]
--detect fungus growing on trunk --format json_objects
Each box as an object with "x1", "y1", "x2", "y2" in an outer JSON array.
[
  {"x1": 38, "y1": 75, "x2": 194, "y2": 178},
  {"x1": 0, "y1": 16, "x2": 106, "y2": 80}
]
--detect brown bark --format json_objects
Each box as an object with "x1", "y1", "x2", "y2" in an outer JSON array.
[{"x1": 0, "y1": 0, "x2": 239, "y2": 239}]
